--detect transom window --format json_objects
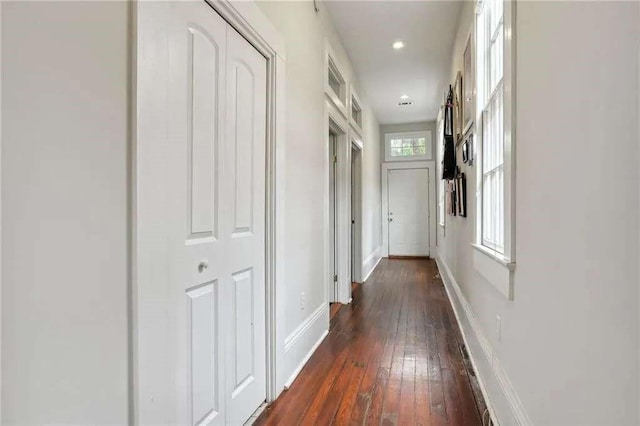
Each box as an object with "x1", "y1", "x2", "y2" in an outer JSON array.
[
  {"x1": 327, "y1": 55, "x2": 347, "y2": 108},
  {"x1": 390, "y1": 137, "x2": 426, "y2": 157},
  {"x1": 324, "y1": 41, "x2": 349, "y2": 119},
  {"x1": 351, "y1": 94, "x2": 362, "y2": 127},
  {"x1": 328, "y1": 66, "x2": 342, "y2": 97},
  {"x1": 384, "y1": 131, "x2": 432, "y2": 162}
]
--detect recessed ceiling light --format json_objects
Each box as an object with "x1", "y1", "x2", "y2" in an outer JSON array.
[
  {"x1": 392, "y1": 41, "x2": 405, "y2": 50},
  {"x1": 400, "y1": 94, "x2": 409, "y2": 100}
]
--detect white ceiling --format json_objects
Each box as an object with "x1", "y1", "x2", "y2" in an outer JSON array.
[{"x1": 325, "y1": 0, "x2": 463, "y2": 124}]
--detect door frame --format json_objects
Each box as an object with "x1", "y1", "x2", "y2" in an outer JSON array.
[
  {"x1": 381, "y1": 161, "x2": 437, "y2": 258},
  {"x1": 324, "y1": 100, "x2": 351, "y2": 304},
  {"x1": 349, "y1": 134, "x2": 363, "y2": 284},
  {"x1": 0, "y1": 3, "x2": 3, "y2": 418},
  {"x1": 328, "y1": 130, "x2": 338, "y2": 302},
  {"x1": 132, "y1": 1, "x2": 287, "y2": 423}
]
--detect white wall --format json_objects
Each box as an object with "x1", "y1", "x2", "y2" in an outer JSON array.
[
  {"x1": 438, "y1": 1, "x2": 640, "y2": 424},
  {"x1": 256, "y1": 0, "x2": 381, "y2": 385},
  {"x1": 1, "y1": 2, "x2": 130, "y2": 423}
]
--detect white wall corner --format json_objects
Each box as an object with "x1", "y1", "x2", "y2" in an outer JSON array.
[
  {"x1": 283, "y1": 303, "x2": 329, "y2": 389},
  {"x1": 435, "y1": 256, "x2": 532, "y2": 426}
]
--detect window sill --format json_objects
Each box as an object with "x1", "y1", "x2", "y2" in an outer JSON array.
[
  {"x1": 383, "y1": 155, "x2": 433, "y2": 163},
  {"x1": 471, "y1": 243, "x2": 515, "y2": 300}
]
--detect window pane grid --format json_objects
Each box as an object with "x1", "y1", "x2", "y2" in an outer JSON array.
[
  {"x1": 489, "y1": 0, "x2": 503, "y2": 36},
  {"x1": 482, "y1": 87, "x2": 504, "y2": 173},
  {"x1": 489, "y1": 25, "x2": 503, "y2": 93},
  {"x1": 477, "y1": 0, "x2": 505, "y2": 255},
  {"x1": 390, "y1": 137, "x2": 427, "y2": 157},
  {"x1": 482, "y1": 166, "x2": 504, "y2": 251},
  {"x1": 328, "y1": 68, "x2": 341, "y2": 97},
  {"x1": 476, "y1": 6, "x2": 487, "y2": 106}
]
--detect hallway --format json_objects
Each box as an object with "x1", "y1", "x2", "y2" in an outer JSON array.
[{"x1": 256, "y1": 259, "x2": 487, "y2": 425}]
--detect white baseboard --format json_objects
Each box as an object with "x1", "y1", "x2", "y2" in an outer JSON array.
[
  {"x1": 362, "y1": 245, "x2": 383, "y2": 282},
  {"x1": 283, "y1": 329, "x2": 328, "y2": 389},
  {"x1": 435, "y1": 256, "x2": 532, "y2": 426},
  {"x1": 283, "y1": 303, "x2": 329, "y2": 389}
]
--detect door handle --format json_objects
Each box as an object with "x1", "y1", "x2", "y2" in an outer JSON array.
[
  {"x1": 198, "y1": 260, "x2": 209, "y2": 273},
  {"x1": 389, "y1": 217, "x2": 393, "y2": 222}
]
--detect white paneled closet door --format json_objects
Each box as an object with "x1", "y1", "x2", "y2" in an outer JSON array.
[
  {"x1": 223, "y1": 24, "x2": 267, "y2": 426},
  {"x1": 162, "y1": 2, "x2": 267, "y2": 425}
]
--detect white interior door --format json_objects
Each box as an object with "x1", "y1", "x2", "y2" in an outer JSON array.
[
  {"x1": 223, "y1": 23, "x2": 267, "y2": 426},
  {"x1": 167, "y1": 4, "x2": 228, "y2": 424},
  {"x1": 152, "y1": 2, "x2": 267, "y2": 425},
  {"x1": 387, "y1": 168, "x2": 429, "y2": 256}
]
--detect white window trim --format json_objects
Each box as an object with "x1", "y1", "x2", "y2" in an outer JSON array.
[
  {"x1": 349, "y1": 84, "x2": 364, "y2": 137},
  {"x1": 324, "y1": 100, "x2": 351, "y2": 304},
  {"x1": 384, "y1": 130, "x2": 433, "y2": 162},
  {"x1": 472, "y1": 243, "x2": 515, "y2": 299},
  {"x1": 472, "y1": 0, "x2": 516, "y2": 300}
]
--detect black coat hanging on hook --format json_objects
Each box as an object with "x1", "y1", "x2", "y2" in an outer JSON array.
[{"x1": 442, "y1": 86, "x2": 457, "y2": 180}]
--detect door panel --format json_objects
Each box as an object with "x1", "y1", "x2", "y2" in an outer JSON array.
[
  {"x1": 168, "y1": 3, "x2": 228, "y2": 425},
  {"x1": 187, "y1": 282, "x2": 219, "y2": 425},
  {"x1": 224, "y1": 24, "x2": 267, "y2": 426},
  {"x1": 388, "y1": 168, "x2": 429, "y2": 256},
  {"x1": 188, "y1": 27, "x2": 220, "y2": 238},
  {"x1": 230, "y1": 64, "x2": 256, "y2": 234},
  {"x1": 231, "y1": 267, "x2": 255, "y2": 394}
]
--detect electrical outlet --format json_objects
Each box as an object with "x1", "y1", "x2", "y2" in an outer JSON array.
[
  {"x1": 496, "y1": 315, "x2": 502, "y2": 342},
  {"x1": 300, "y1": 292, "x2": 305, "y2": 310}
]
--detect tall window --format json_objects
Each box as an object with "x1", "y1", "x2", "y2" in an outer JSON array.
[
  {"x1": 477, "y1": 0, "x2": 505, "y2": 253},
  {"x1": 437, "y1": 116, "x2": 445, "y2": 227}
]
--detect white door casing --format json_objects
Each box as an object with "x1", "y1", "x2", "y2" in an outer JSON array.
[
  {"x1": 387, "y1": 168, "x2": 430, "y2": 256},
  {"x1": 381, "y1": 161, "x2": 437, "y2": 258},
  {"x1": 135, "y1": 2, "x2": 267, "y2": 425},
  {"x1": 329, "y1": 132, "x2": 338, "y2": 301},
  {"x1": 349, "y1": 137, "x2": 363, "y2": 283},
  {"x1": 324, "y1": 100, "x2": 350, "y2": 305}
]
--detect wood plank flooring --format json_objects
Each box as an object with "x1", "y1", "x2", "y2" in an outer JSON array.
[{"x1": 255, "y1": 258, "x2": 488, "y2": 426}]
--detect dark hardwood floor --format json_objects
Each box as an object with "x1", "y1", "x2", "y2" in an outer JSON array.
[{"x1": 255, "y1": 258, "x2": 488, "y2": 426}]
